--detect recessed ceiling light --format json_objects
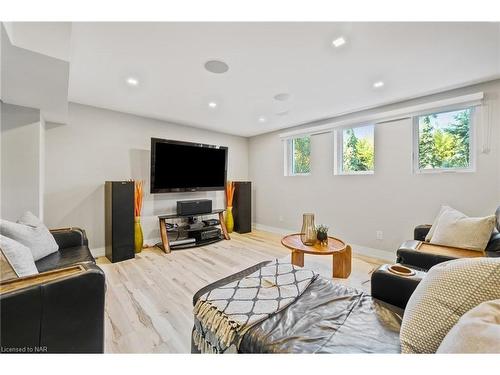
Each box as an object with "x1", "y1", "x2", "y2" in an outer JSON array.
[
  {"x1": 332, "y1": 37, "x2": 346, "y2": 48},
  {"x1": 258, "y1": 116, "x2": 267, "y2": 123},
  {"x1": 208, "y1": 101, "x2": 217, "y2": 109},
  {"x1": 274, "y1": 93, "x2": 291, "y2": 101},
  {"x1": 126, "y1": 77, "x2": 139, "y2": 86},
  {"x1": 373, "y1": 81, "x2": 385, "y2": 89},
  {"x1": 204, "y1": 60, "x2": 229, "y2": 74}
]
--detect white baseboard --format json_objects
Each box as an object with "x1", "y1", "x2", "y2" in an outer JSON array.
[
  {"x1": 252, "y1": 222, "x2": 394, "y2": 262},
  {"x1": 252, "y1": 223, "x2": 293, "y2": 236},
  {"x1": 350, "y1": 244, "x2": 395, "y2": 262},
  {"x1": 90, "y1": 237, "x2": 161, "y2": 258}
]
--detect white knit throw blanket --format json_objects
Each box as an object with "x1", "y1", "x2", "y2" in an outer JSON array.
[{"x1": 193, "y1": 258, "x2": 317, "y2": 353}]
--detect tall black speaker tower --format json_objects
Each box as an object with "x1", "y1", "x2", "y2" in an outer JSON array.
[
  {"x1": 105, "y1": 181, "x2": 135, "y2": 263},
  {"x1": 233, "y1": 181, "x2": 252, "y2": 234}
]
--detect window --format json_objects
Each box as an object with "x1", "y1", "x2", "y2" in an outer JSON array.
[
  {"x1": 414, "y1": 108, "x2": 473, "y2": 172},
  {"x1": 286, "y1": 136, "x2": 311, "y2": 175},
  {"x1": 335, "y1": 124, "x2": 375, "y2": 174}
]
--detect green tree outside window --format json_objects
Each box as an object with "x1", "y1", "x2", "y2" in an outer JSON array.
[
  {"x1": 342, "y1": 125, "x2": 374, "y2": 173},
  {"x1": 292, "y1": 137, "x2": 311, "y2": 174},
  {"x1": 418, "y1": 108, "x2": 471, "y2": 170}
]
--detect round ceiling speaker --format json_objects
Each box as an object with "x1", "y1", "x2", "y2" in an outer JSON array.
[
  {"x1": 274, "y1": 93, "x2": 291, "y2": 101},
  {"x1": 204, "y1": 60, "x2": 229, "y2": 74}
]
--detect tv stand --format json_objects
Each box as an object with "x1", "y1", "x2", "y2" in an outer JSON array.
[{"x1": 158, "y1": 209, "x2": 230, "y2": 253}]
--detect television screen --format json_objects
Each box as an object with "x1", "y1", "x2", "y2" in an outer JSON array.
[{"x1": 150, "y1": 138, "x2": 227, "y2": 193}]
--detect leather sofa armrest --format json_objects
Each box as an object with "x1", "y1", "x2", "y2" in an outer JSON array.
[
  {"x1": 0, "y1": 263, "x2": 105, "y2": 353},
  {"x1": 39, "y1": 263, "x2": 105, "y2": 353},
  {"x1": 396, "y1": 241, "x2": 457, "y2": 270},
  {"x1": 486, "y1": 231, "x2": 500, "y2": 253},
  {"x1": 414, "y1": 225, "x2": 431, "y2": 241},
  {"x1": 371, "y1": 264, "x2": 425, "y2": 309},
  {"x1": 50, "y1": 227, "x2": 88, "y2": 248},
  {"x1": 0, "y1": 265, "x2": 86, "y2": 295}
]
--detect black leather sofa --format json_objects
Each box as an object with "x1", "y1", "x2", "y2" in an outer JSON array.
[
  {"x1": 397, "y1": 210, "x2": 500, "y2": 271},
  {"x1": 372, "y1": 207, "x2": 500, "y2": 309},
  {"x1": 0, "y1": 228, "x2": 105, "y2": 353}
]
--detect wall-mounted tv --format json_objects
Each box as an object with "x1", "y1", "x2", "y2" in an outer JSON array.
[{"x1": 150, "y1": 138, "x2": 228, "y2": 193}]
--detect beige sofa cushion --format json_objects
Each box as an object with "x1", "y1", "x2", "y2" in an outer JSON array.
[
  {"x1": 0, "y1": 248, "x2": 18, "y2": 281},
  {"x1": 430, "y1": 207, "x2": 495, "y2": 251},
  {"x1": 0, "y1": 235, "x2": 39, "y2": 278},
  {"x1": 437, "y1": 299, "x2": 500, "y2": 353},
  {"x1": 400, "y1": 257, "x2": 500, "y2": 353}
]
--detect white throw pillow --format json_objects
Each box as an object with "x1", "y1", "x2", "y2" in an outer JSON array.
[
  {"x1": 400, "y1": 257, "x2": 500, "y2": 353},
  {"x1": 0, "y1": 235, "x2": 39, "y2": 277},
  {"x1": 0, "y1": 211, "x2": 58, "y2": 261},
  {"x1": 437, "y1": 299, "x2": 500, "y2": 353},
  {"x1": 430, "y1": 207, "x2": 495, "y2": 251},
  {"x1": 425, "y1": 205, "x2": 452, "y2": 242}
]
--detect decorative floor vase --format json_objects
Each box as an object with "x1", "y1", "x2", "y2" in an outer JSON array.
[
  {"x1": 134, "y1": 217, "x2": 143, "y2": 253},
  {"x1": 225, "y1": 207, "x2": 234, "y2": 233},
  {"x1": 301, "y1": 213, "x2": 316, "y2": 246}
]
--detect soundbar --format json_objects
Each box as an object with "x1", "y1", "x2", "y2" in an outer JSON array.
[{"x1": 177, "y1": 199, "x2": 212, "y2": 216}]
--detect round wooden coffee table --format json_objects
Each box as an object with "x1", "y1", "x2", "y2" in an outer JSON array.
[{"x1": 281, "y1": 233, "x2": 352, "y2": 278}]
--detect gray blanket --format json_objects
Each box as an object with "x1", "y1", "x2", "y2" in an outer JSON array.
[
  {"x1": 193, "y1": 258, "x2": 317, "y2": 353},
  {"x1": 192, "y1": 261, "x2": 403, "y2": 353}
]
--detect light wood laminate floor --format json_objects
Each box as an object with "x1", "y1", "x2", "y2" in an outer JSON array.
[{"x1": 97, "y1": 230, "x2": 384, "y2": 353}]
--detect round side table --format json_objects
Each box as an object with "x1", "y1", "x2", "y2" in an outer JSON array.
[{"x1": 281, "y1": 233, "x2": 352, "y2": 278}]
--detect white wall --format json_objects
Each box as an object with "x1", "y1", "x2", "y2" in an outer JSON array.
[
  {"x1": 1, "y1": 102, "x2": 44, "y2": 221},
  {"x1": 249, "y1": 80, "x2": 500, "y2": 259},
  {"x1": 44, "y1": 103, "x2": 249, "y2": 254}
]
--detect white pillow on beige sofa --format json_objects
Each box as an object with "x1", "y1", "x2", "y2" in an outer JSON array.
[
  {"x1": 437, "y1": 299, "x2": 500, "y2": 353},
  {"x1": 430, "y1": 207, "x2": 495, "y2": 251}
]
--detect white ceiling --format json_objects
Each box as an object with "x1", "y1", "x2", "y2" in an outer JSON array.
[
  {"x1": 37, "y1": 23, "x2": 500, "y2": 136},
  {"x1": 3, "y1": 22, "x2": 72, "y2": 61}
]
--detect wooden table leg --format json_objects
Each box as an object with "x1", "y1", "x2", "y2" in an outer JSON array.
[
  {"x1": 332, "y1": 245, "x2": 351, "y2": 278},
  {"x1": 219, "y1": 211, "x2": 230, "y2": 240},
  {"x1": 159, "y1": 218, "x2": 171, "y2": 254},
  {"x1": 291, "y1": 251, "x2": 304, "y2": 267}
]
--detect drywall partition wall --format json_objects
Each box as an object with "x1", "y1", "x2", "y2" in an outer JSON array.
[
  {"x1": 1, "y1": 102, "x2": 44, "y2": 221},
  {"x1": 44, "y1": 103, "x2": 249, "y2": 255},
  {"x1": 249, "y1": 79, "x2": 500, "y2": 258},
  {"x1": 1, "y1": 24, "x2": 69, "y2": 124}
]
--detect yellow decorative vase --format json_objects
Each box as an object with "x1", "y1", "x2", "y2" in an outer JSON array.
[
  {"x1": 225, "y1": 207, "x2": 234, "y2": 233},
  {"x1": 134, "y1": 217, "x2": 143, "y2": 253}
]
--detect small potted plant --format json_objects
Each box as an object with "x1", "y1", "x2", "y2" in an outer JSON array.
[{"x1": 316, "y1": 224, "x2": 329, "y2": 246}]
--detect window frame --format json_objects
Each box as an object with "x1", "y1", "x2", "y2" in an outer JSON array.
[
  {"x1": 334, "y1": 123, "x2": 376, "y2": 176},
  {"x1": 412, "y1": 106, "x2": 476, "y2": 174},
  {"x1": 284, "y1": 136, "x2": 311, "y2": 176}
]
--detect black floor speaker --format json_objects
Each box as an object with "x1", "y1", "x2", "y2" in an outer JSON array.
[
  {"x1": 233, "y1": 181, "x2": 251, "y2": 234},
  {"x1": 105, "y1": 181, "x2": 135, "y2": 263}
]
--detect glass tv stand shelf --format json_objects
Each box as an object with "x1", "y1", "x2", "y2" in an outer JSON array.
[{"x1": 157, "y1": 209, "x2": 230, "y2": 253}]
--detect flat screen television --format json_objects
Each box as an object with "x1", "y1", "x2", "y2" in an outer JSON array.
[{"x1": 150, "y1": 138, "x2": 228, "y2": 193}]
